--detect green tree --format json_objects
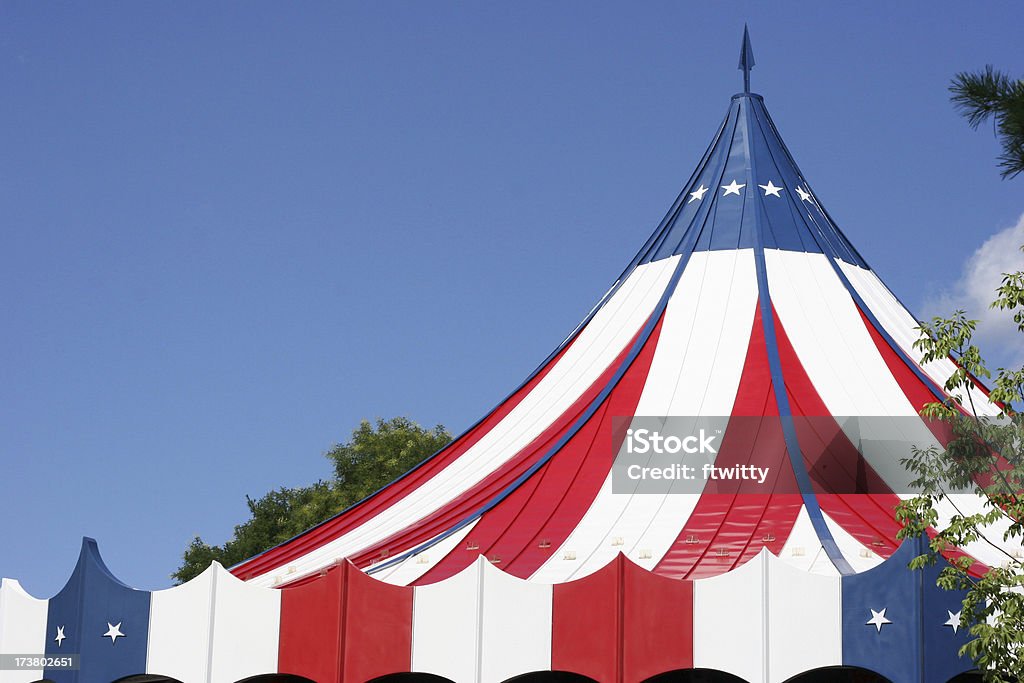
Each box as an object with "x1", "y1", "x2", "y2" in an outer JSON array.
[
  {"x1": 172, "y1": 417, "x2": 451, "y2": 583},
  {"x1": 326, "y1": 417, "x2": 452, "y2": 509},
  {"x1": 896, "y1": 248, "x2": 1024, "y2": 682},
  {"x1": 950, "y1": 66, "x2": 1024, "y2": 179}
]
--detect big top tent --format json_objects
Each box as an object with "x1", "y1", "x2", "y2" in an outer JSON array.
[{"x1": 1, "y1": 25, "x2": 1019, "y2": 683}]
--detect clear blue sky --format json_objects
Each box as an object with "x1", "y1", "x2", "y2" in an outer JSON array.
[{"x1": 2, "y1": 2, "x2": 1021, "y2": 596}]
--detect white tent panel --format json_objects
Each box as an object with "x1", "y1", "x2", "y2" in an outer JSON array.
[
  {"x1": 0, "y1": 579, "x2": 47, "y2": 683},
  {"x1": 766, "y1": 552, "x2": 842, "y2": 682},
  {"x1": 208, "y1": 564, "x2": 281, "y2": 681},
  {"x1": 412, "y1": 557, "x2": 552, "y2": 683},
  {"x1": 147, "y1": 564, "x2": 216, "y2": 682},
  {"x1": 477, "y1": 560, "x2": 552, "y2": 683},
  {"x1": 693, "y1": 551, "x2": 765, "y2": 683}
]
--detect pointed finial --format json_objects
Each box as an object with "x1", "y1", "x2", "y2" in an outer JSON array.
[{"x1": 738, "y1": 24, "x2": 755, "y2": 93}]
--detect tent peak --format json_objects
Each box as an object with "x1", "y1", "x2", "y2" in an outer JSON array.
[{"x1": 738, "y1": 24, "x2": 755, "y2": 94}]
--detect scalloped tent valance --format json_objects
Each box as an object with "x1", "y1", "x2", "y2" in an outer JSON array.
[{"x1": 0, "y1": 536, "x2": 978, "y2": 683}]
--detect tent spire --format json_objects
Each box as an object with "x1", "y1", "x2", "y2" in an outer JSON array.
[{"x1": 738, "y1": 24, "x2": 755, "y2": 93}]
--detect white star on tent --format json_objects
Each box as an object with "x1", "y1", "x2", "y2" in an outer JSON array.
[
  {"x1": 944, "y1": 610, "x2": 962, "y2": 634},
  {"x1": 721, "y1": 180, "x2": 745, "y2": 196},
  {"x1": 688, "y1": 184, "x2": 709, "y2": 203},
  {"x1": 866, "y1": 608, "x2": 892, "y2": 632},
  {"x1": 796, "y1": 186, "x2": 812, "y2": 202},
  {"x1": 55, "y1": 625, "x2": 66, "y2": 647},
  {"x1": 103, "y1": 622, "x2": 125, "y2": 644},
  {"x1": 758, "y1": 180, "x2": 783, "y2": 197}
]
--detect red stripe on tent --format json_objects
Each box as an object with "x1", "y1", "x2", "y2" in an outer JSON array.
[
  {"x1": 552, "y1": 554, "x2": 693, "y2": 683},
  {"x1": 415, "y1": 315, "x2": 666, "y2": 582},
  {"x1": 233, "y1": 338, "x2": 575, "y2": 581},
  {"x1": 857, "y1": 308, "x2": 953, "y2": 437},
  {"x1": 768, "y1": 306, "x2": 904, "y2": 561},
  {"x1": 347, "y1": 323, "x2": 654, "y2": 579},
  {"x1": 278, "y1": 561, "x2": 413, "y2": 683},
  {"x1": 656, "y1": 304, "x2": 802, "y2": 579},
  {"x1": 856, "y1": 308, "x2": 991, "y2": 576}
]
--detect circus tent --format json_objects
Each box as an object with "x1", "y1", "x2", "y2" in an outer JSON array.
[{"x1": 0, "y1": 31, "x2": 1014, "y2": 683}]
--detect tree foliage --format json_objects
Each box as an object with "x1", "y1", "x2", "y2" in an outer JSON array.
[
  {"x1": 172, "y1": 417, "x2": 451, "y2": 584},
  {"x1": 326, "y1": 416, "x2": 452, "y2": 509},
  {"x1": 950, "y1": 66, "x2": 1024, "y2": 179},
  {"x1": 896, "y1": 246, "x2": 1024, "y2": 682}
]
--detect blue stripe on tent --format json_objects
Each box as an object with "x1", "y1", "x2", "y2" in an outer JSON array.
[
  {"x1": 44, "y1": 538, "x2": 150, "y2": 683},
  {"x1": 737, "y1": 94, "x2": 855, "y2": 576}
]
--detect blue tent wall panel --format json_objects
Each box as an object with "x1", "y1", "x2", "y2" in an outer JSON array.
[
  {"x1": 43, "y1": 538, "x2": 151, "y2": 683},
  {"x1": 842, "y1": 538, "x2": 923, "y2": 682},
  {"x1": 921, "y1": 551, "x2": 974, "y2": 683},
  {"x1": 842, "y1": 536, "x2": 974, "y2": 683}
]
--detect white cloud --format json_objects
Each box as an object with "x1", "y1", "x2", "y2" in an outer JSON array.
[{"x1": 924, "y1": 213, "x2": 1024, "y2": 368}]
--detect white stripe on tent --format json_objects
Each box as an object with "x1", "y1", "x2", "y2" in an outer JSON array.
[
  {"x1": 368, "y1": 519, "x2": 479, "y2": 586},
  {"x1": 920, "y1": 493, "x2": 1024, "y2": 570},
  {"x1": 778, "y1": 505, "x2": 885, "y2": 576},
  {"x1": 412, "y1": 556, "x2": 552, "y2": 683},
  {"x1": 693, "y1": 549, "x2": 842, "y2": 683},
  {"x1": 530, "y1": 250, "x2": 758, "y2": 582},
  {"x1": 777, "y1": 505, "x2": 839, "y2": 576},
  {"x1": 247, "y1": 257, "x2": 680, "y2": 587},
  {"x1": 766, "y1": 250, "x2": 944, "y2": 492},
  {"x1": 766, "y1": 251, "x2": 914, "y2": 416},
  {"x1": 834, "y1": 262, "x2": 1020, "y2": 566},
  {"x1": 838, "y1": 261, "x2": 999, "y2": 417},
  {"x1": 148, "y1": 563, "x2": 280, "y2": 682},
  {"x1": 764, "y1": 252, "x2": 1016, "y2": 580},
  {"x1": 820, "y1": 511, "x2": 887, "y2": 574},
  {"x1": 0, "y1": 579, "x2": 47, "y2": 683}
]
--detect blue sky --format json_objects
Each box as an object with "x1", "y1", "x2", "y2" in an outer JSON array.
[{"x1": 2, "y1": 2, "x2": 1021, "y2": 596}]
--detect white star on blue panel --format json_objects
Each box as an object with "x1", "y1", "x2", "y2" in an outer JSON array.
[
  {"x1": 944, "y1": 610, "x2": 962, "y2": 634},
  {"x1": 866, "y1": 608, "x2": 892, "y2": 633},
  {"x1": 104, "y1": 621, "x2": 125, "y2": 644},
  {"x1": 721, "y1": 180, "x2": 745, "y2": 196}
]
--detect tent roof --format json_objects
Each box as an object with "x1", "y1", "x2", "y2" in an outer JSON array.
[{"x1": 227, "y1": 36, "x2": 1008, "y2": 590}]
